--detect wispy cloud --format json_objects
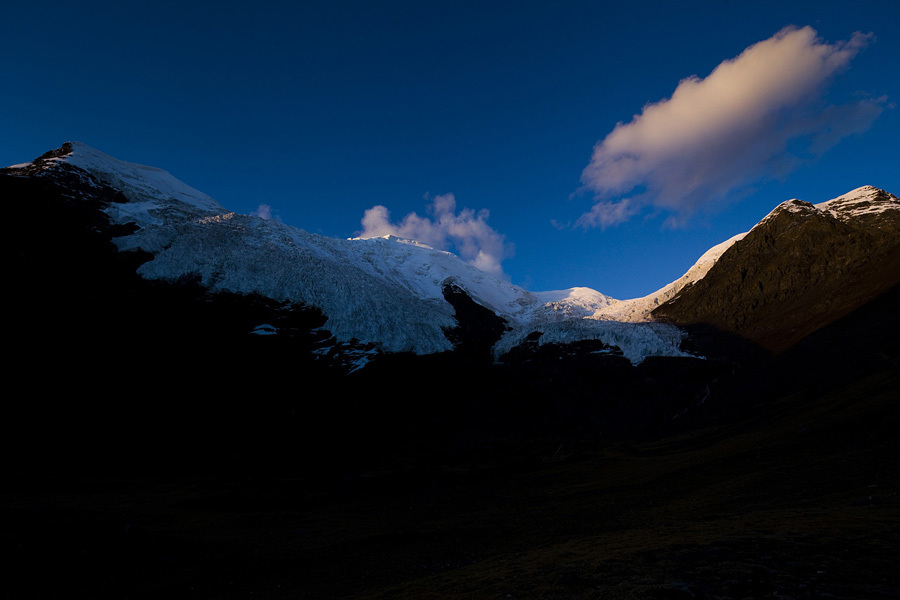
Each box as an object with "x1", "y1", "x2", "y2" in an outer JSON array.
[
  {"x1": 358, "y1": 193, "x2": 513, "y2": 277},
  {"x1": 577, "y1": 25, "x2": 885, "y2": 228},
  {"x1": 575, "y1": 197, "x2": 638, "y2": 230},
  {"x1": 252, "y1": 203, "x2": 281, "y2": 221}
]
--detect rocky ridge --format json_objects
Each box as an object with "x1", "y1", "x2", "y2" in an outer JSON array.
[{"x1": 652, "y1": 186, "x2": 900, "y2": 352}]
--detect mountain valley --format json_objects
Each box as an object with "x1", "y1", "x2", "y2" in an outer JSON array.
[{"x1": 2, "y1": 143, "x2": 898, "y2": 599}]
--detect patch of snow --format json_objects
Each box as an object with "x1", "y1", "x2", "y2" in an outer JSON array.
[
  {"x1": 496, "y1": 320, "x2": 692, "y2": 364},
  {"x1": 751, "y1": 198, "x2": 821, "y2": 229},
  {"x1": 251, "y1": 324, "x2": 278, "y2": 336},
  {"x1": 349, "y1": 234, "x2": 437, "y2": 250},
  {"x1": 815, "y1": 185, "x2": 900, "y2": 221}
]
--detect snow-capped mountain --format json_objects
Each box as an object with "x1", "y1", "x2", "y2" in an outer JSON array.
[
  {"x1": 594, "y1": 185, "x2": 899, "y2": 333},
  {"x1": 651, "y1": 185, "x2": 900, "y2": 351},
  {"x1": 7, "y1": 149, "x2": 899, "y2": 600},
  {"x1": 3, "y1": 142, "x2": 689, "y2": 364},
  {"x1": 9, "y1": 142, "x2": 893, "y2": 363}
]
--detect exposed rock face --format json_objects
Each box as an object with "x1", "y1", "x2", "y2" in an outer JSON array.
[
  {"x1": 441, "y1": 281, "x2": 510, "y2": 361},
  {"x1": 652, "y1": 187, "x2": 900, "y2": 353}
]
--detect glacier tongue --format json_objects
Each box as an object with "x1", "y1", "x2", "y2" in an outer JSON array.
[
  {"x1": 126, "y1": 211, "x2": 460, "y2": 354},
  {"x1": 14, "y1": 141, "x2": 694, "y2": 362}
]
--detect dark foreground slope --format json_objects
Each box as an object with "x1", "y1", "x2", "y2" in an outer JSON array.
[
  {"x1": 3, "y1": 297, "x2": 897, "y2": 599},
  {"x1": 2, "y1": 172, "x2": 898, "y2": 599}
]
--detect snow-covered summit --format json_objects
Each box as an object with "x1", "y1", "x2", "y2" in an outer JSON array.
[
  {"x1": 533, "y1": 287, "x2": 617, "y2": 319},
  {"x1": 750, "y1": 198, "x2": 822, "y2": 231},
  {"x1": 750, "y1": 186, "x2": 899, "y2": 229},
  {"x1": 815, "y1": 185, "x2": 900, "y2": 225},
  {"x1": 349, "y1": 234, "x2": 438, "y2": 250},
  {"x1": 8, "y1": 141, "x2": 227, "y2": 229},
  {"x1": 37, "y1": 141, "x2": 224, "y2": 214}
]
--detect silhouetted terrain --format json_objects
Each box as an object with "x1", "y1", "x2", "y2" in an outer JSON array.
[{"x1": 2, "y1": 164, "x2": 898, "y2": 599}]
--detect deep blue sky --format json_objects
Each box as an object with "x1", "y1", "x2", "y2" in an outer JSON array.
[{"x1": 3, "y1": 0, "x2": 898, "y2": 298}]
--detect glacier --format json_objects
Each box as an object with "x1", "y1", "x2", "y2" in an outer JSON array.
[{"x1": 6, "y1": 141, "x2": 697, "y2": 363}]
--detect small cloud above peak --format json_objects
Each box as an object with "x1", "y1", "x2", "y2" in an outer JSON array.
[
  {"x1": 576, "y1": 25, "x2": 886, "y2": 229},
  {"x1": 357, "y1": 194, "x2": 513, "y2": 277},
  {"x1": 252, "y1": 203, "x2": 282, "y2": 221}
]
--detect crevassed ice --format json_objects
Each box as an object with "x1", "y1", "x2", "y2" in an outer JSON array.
[{"x1": 34, "y1": 141, "x2": 711, "y2": 361}]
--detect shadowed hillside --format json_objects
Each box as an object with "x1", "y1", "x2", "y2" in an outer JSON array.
[{"x1": 2, "y1": 167, "x2": 898, "y2": 599}]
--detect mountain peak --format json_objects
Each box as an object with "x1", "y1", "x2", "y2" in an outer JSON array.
[
  {"x1": 753, "y1": 198, "x2": 819, "y2": 229},
  {"x1": 832, "y1": 184, "x2": 882, "y2": 197},
  {"x1": 651, "y1": 184, "x2": 900, "y2": 352},
  {"x1": 4, "y1": 141, "x2": 226, "y2": 217},
  {"x1": 815, "y1": 185, "x2": 900, "y2": 228},
  {"x1": 348, "y1": 234, "x2": 438, "y2": 251}
]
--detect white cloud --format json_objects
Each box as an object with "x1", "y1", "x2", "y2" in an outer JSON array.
[
  {"x1": 575, "y1": 197, "x2": 638, "y2": 230},
  {"x1": 253, "y1": 203, "x2": 281, "y2": 221},
  {"x1": 578, "y1": 25, "x2": 885, "y2": 228},
  {"x1": 358, "y1": 193, "x2": 513, "y2": 277}
]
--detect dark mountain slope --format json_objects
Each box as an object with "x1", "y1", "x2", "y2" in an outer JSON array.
[
  {"x1": 3, "y1": 150, "x2": 899, "y2": 598},
  {"x1": 3, "y1": 285, "x2": 897, "y2": 600},
  {"x1": 653, "y1": 192, "x2": 900, "y2": 353},
  {"x1": 2, "y1": 171, "x2": 342, "y2": 475},
  {"x1": 2, "y1": 161, "x2": 720, "y2": 479}
]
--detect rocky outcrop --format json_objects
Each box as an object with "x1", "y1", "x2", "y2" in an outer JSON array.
[{"x1": 652, "y1": 188, "x2": 900, "y2": 353}]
